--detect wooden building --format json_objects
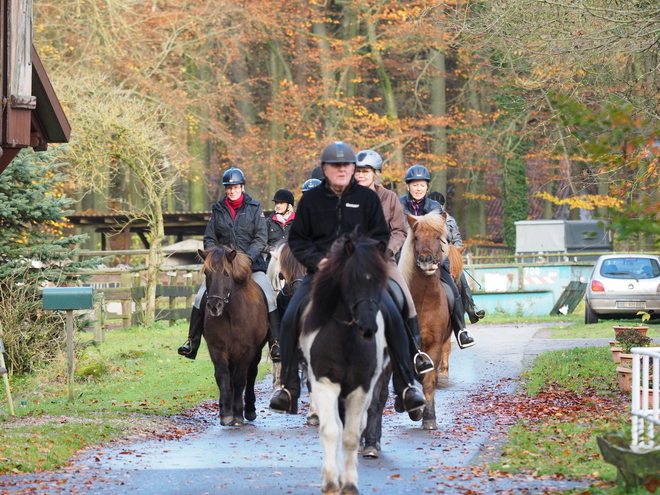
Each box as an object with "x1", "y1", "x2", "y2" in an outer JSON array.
[{"x1": 1, "y1": 0, "x2": 70, "y2": 174}]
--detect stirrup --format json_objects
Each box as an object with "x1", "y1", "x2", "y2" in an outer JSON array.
[
  {"x1": 414, "y1": 351, "x2": 434, "y2": 375},
  {"x1": 269, "y1": 341, "x2": 281, "y2": 362},
  {"x1": 401, "y1": 385, "x2": 425, "y2": 412},
  {"x1": 457, "y1": 329, "x2": 475, "y2": 349}
]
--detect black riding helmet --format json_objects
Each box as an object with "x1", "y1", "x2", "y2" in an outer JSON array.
[
  {"x1": 405, "y1": 164, "x2": 431, "y2": 183},
  {"x1": 311, "y1": 165, "x2": 324, "y2": 180},
  {"x1": 272, "y1": 188, "x2": 295, "y2": 206},
  {"x1": 302, "y1": 178, "x2": 322, "y2": 192},
  {"x1": 222, "y1": 167, "x2": 246, "y2": 185},
  {"x1": 320, "y1": 141, "x2": 356, "y2": 164}
]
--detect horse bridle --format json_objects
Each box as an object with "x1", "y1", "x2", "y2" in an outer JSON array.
[
  {"x1": 333, "y1": 297, "x2": 381, "y2": 327},
  {"x1": 207, "y1": 291, "x2": 231, "y2": 305},
  {"x1": 279, "y1": 274, "x2": 303, "y2": 297},
  {"x1": 416, "y1": 240, "x2": 446, "y2": 269}
]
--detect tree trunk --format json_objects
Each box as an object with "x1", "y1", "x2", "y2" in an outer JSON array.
[
  {"x1": 429, "y1": 48, "x2": 447, "y2": 197},
  {"x1": 312, "y1": 9, "x2": 336, "y2": 138}
]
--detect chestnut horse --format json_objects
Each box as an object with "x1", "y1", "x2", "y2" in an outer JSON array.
[
  {"x1": 398, "y1": 213, "x2": 452, "y2": 430},
  {"x1": 300, "y1": 232, "x2": 390, "y2": 495},
  {"x1": 199, "y1": 246, "x2": 268, "y2": 427}
]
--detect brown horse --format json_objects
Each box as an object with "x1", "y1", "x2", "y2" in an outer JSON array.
[
  {"x1": 398, "y1": 213, "x2": 452, "y2": 430},
  {"x1": 199, "y1": 246, "x2": 268, "y2": 427}
]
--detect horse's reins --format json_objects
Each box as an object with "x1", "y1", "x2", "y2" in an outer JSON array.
[{"x1": 279, "y1": 275, "x2": 303, "y2": 297}]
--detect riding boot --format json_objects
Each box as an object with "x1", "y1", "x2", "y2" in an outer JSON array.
[
  {"x1": 269, "y1": 275, "x2": 313, "y2": 415},
  {"x1": 178, "y1": 306, "x2": 204, "y2": 360},
  {"x1": 460, "y1": 272, "x2": 485, "y2": 324},
  {"x1": 451, "y1": 297, "x2": 475, "y2": 349},
  {"x1": 405, "y1": 316, "x2": 434, "y2": 375},
  {"x1": 267, "y1": 310, "x2": 281, "y2": 363},
  {"x1": 381, "y1": 291, "x2": 425, "y2": 420}
]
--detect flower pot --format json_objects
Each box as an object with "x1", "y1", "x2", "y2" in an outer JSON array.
[
  {"x1": 619, "y1": 353, "x2": 633, "y2": 368},
  {"x1": 617, "y1": 366, "x2": 633, "y2": 393},
  {"x1": 611, "y1": 347, "x2": 623, "y2": 363},
  {"x1": 613, "y1": 326, "x2": 649, "y2": 338},
  {"x1": 609, "y1": 340, "x2": 620, "y2": 348}
]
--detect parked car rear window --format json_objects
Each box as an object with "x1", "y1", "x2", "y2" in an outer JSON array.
[{"x1": 599, "y1": 258, "x2": 660, "y2": 279}]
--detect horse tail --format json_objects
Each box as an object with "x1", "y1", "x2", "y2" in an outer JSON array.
[{"x1": 447, "y1": 245, "x2": 465, "y2": 283}]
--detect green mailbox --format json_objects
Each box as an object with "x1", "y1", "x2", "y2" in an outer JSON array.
[{"x1": 43, "y1": 287, "x2": 94, "y2": 310}]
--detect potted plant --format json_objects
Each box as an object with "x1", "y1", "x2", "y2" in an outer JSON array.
[
  {"x1": 613, "y1": 311, "x2": 652, "y2": 339},
  {"x1": 615, "y1": 328, "x2": 654, "y2": 393}
]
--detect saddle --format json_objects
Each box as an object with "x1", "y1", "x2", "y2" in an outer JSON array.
[
  {"x1": 387, "y1": 279, "x2": 409, "y2": 320},
  {"x1": 441, "y1": 280, "x2": 457, "y2": 314}
]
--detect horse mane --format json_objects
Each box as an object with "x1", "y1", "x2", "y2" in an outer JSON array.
[
  {"x1": 279, "y1": 241, "x2": 306, "y2": 284},
  {"x1": 201, "y1": 245, "x2": 252, "y2": 284},
  {"x1": 309, "y1": 232, "x2": 389, "y2": 330},
  {"x1": 399, "y1": 213, "x2": 448, "y2": 286}
]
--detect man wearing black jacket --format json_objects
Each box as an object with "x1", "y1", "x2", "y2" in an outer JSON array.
[{"x1": 269, "y1": 141, "x2": 425, "y2": 417}]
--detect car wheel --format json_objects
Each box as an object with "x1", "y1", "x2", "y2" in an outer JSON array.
[{"x1": 585, "y1": 301, "x2": 599, "y2": 324}]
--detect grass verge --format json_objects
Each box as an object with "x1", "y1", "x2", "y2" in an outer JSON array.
[
  {"x1": 0, "y1": 321, "x2": 271, "y2": 473},
  {"x1": 487, "y1": 346, "x2": 656, "y2": 494}
]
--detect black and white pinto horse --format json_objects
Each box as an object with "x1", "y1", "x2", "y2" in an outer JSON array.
[{"x1": 300, "y1": 232, "x2": 390, "y2": 495}]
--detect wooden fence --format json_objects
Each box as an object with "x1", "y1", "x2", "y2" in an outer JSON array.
[{"x1": 82, "y1": 264, "x2": 203, "y2": 336}]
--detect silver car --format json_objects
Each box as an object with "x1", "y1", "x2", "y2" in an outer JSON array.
[{"x1": 584, "y1": 254, "x2": 660, "y2": 324}]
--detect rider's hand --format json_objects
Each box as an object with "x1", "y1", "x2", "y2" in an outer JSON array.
[{"x1": 318, "y1": 257, "x2": 329, "y2": 271}]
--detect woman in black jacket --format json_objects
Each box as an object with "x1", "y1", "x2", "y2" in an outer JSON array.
[
  {"x1": 178, "y1": 167, "x2": 281, "y2": 361},
  {"x1": 264, "y1": 188, "x2": 295, "y2": 261}
]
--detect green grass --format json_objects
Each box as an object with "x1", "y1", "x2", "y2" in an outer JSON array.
[
  {"x1": 522, "y1": 346, "x2": 619, "y2": 396},
  {"x1": 492, "y1": 345, "x2": 658, "y2": 494},
  {"x1": 0, "y1": 321, "x2": 272, "y2": 473}
]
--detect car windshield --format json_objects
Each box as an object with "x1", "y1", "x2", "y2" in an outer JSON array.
[{"x1": 599, "y1": 258, "x2": 660, "y2": 280}]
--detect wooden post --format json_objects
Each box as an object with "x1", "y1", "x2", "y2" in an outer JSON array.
[
  {"x1": 168, "y1": 271, "x2": 178, "y2": 326},
  {"x1": 120, "y1": 272, "x2": 131, "y2": 328},
  {"x1": 0, "y1": 331, "x2": 15, "y2": 416},
  {"x1": 66, "y1": 309, "x2": 74, "y2": 401},
  {"x1": 92, "y1": 291, "x2": 105, "y2": 343}
]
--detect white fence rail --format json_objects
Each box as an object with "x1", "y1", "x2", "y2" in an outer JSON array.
[{"x1": 631, "y1": 347, "x2": 660, "y2": 449}]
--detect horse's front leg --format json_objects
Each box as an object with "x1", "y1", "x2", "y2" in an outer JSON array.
[
  {"x1": 341, "y1": 386, "x2": 372, "y2": 495},
  {"x1": 213, "y1": 361, "x2": 234, "y2": 426},
  {"x1": 230, "y1": 363, "x2": 250, "y2": 426},
  {"x1": 244, "y1": 348, "x2": 263, "y2": 422},
  {"x1": 422, "y1": 362, "x2": 438, "y2": 431},
  {"x1": 312, "y1": 378, "x2": 343, "y2": 495},
  {"x1": 362, "y1": 365, "x2": 390, "y2": 458}
]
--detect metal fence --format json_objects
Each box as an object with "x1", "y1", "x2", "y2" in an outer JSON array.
[{"x1": 631, "y1": 347, "x2": 660, "y2": 449}]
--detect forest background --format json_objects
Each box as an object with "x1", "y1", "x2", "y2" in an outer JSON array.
[{"x1": 33, "y1": 0, "x2": 660, "y2": 252}]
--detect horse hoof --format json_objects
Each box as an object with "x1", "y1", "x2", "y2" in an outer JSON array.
[
  {"x1": 422, "y1": 420, "x2": 438, "y2": 430},
  {"x1": 245, "y1": 411, "x2": 257, "y2": 421},
  {"x1": 233, "y1": 416, "x2": 245, "y2": 427},
  {"x1": 220, "y1": 415, "x2": 234, "y2": 426},
  {"x1": 340, "y1": 483, "x2": 359, "y2": 495},
  {"x1": 362, "y1": 446, "x2": 379, "y2": 459},
  {"x1": 307, "y1": 413, "x2": 319, "y2": 426}
]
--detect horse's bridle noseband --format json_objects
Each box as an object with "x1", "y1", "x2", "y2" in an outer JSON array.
[
  {"x1": 416, "y1": 241, "x2": 446, "y2": 269},
  {"x1": 207, "y1": 291, "x2": 231, "y2": 305},
  {"x1": 334, "y1": 297, "x2": 381, "y2": 327}
]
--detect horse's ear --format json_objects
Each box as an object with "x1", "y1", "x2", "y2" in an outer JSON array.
[
  {"x1": 198, "y1": 249, "x2": 207, "y2": 260},
  {"x1": 441, "y1": 211, "x2": 447, "y2": 219},
  {"x1": 376, "y1": 240, "x2": 388, "y2": 255},
  {"x1": 458, "y1": 246, "x2": 466, "y2": 254},
  {"x1": 406, "y1": 214, "x2": 417, "y2": 229},
  {"x1": 344, "y1": 238, "x2": 355, "y2": 257},
  {"x1": 227, "y1": 249, "x2": 238, "y2": 263}
]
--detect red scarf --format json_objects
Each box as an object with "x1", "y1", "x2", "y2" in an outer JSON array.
[{"x1": 225, "y1": 195, "x2": 244, "y2": 221}]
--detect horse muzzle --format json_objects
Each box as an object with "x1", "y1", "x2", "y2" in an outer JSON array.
[
  {"x1": 206, "y1": 293, "x2": 230, "y2": 317},
  {"x1": 416, "y1": 253, "x2": 439, "y2": 275}
]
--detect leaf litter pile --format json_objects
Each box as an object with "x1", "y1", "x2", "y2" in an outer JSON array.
[{"x1": 422, "y1": 377, "x2": 630, "y2": 494}]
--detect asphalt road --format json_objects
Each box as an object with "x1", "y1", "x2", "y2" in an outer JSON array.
[{"x1": 0, "y1": 324, "x2": 614, "y2": 495}]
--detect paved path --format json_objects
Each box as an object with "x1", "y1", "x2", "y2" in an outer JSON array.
[{"x1": 1, "y1": 324, "x2": 615, "y2": 494}]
